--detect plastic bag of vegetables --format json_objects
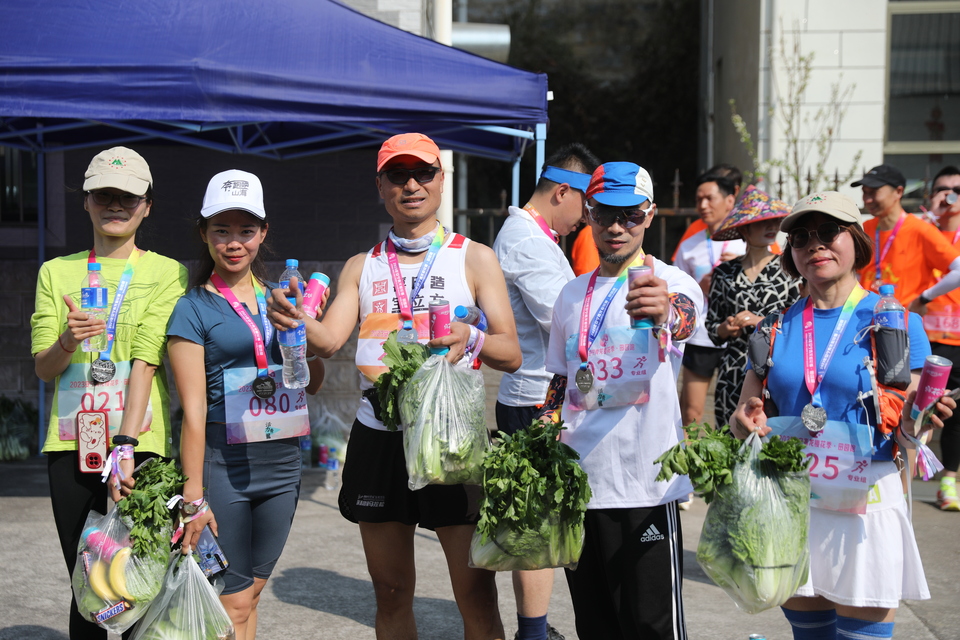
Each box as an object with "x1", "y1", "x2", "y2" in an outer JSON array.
[
  {"x1": 399, "y1": 353, "x2": 488, "y2": 490},
  {"x1": 130, "y1": 554, "x2": 235, "y2": 640},
  {"x1": 658, "y1": 427, "x2": 810, "y2": 614},
  {"x1": 72, "y1": 458, "x2": 185, "y2": 633},
  {"x1": 469, "y1": 419, "x2": 591, "y2": 571}
]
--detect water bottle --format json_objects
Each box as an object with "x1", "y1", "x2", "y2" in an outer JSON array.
[
  {"x1": 873, "y1": 284, "x2": 910, "y2": 390},
  {"x1": 279, "y1": 297, "x2": 310, "y2": 389},
  {"x1": 81, "y1": 263, "x2": 109, "y2": 352},
  {"x1": 318, "y1": 444, "x2": 329, "y2": 468},
  {"x1": 302, "y1": 272, "x2": 330, "y2": 318},
  {"x1": 454, "y1": 305, "x2": 488, "y2": 331},
  {"x1": 279, "y1": 259, "x2": 305, "y2": 295},
  {"x1": 325, "y1": 448, "x2": 340, "y2": 490},
  {"x1": 300, "y1": 435, "x2": 312, "y2": 468}
]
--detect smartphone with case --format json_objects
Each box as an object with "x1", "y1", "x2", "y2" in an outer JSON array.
[{"x1": 193, "y1": 525, "x2": 229, "y2": 577}]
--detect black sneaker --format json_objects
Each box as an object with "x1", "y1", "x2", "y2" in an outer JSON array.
[{"x1": 513, "y1": 627, "x2": 566, "y2": 640}]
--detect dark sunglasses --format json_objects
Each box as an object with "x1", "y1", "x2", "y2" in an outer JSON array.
[
  {"x1": 787, "y1": 222, "x2": 848, "y2": 249},
  {"x1": 380, "y1": 167, "x2": 440, "y2": 186},
  {"x1": 88, "y1": 191, "x2": 146, "y2": 209},
  {"x1": 584, "y1": 202, "x2": 654, "y2": 229}
]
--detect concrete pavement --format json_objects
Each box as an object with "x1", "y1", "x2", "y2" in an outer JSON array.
[{"x1": 0, "y1": 457, "x2": 956, "y2": 640}]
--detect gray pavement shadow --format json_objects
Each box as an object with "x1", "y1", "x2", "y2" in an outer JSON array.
[
  {"x1": 271, "y1": 567, "x2": 461, "y2": 628},
  {"x1": 0, "y1": 458, "x2": 50, "y2": 497},
  {"x1": 0, "y1": 627, "x2": 68, "y2": 639},
  {"x1": 682, "y1": 548, "x2": 717, "y2": 586}
]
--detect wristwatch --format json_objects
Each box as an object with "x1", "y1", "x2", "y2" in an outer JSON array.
[
  {"x1": 181, "y1": 498, "x2": 206, "y2": 516},
  {"x1": 111, "y1": 435, "x2": 139, "y2": 447}
]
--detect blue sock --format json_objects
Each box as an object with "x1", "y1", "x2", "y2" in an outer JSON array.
[
  {"x1": 517, "y1": 614, "x2": 548, "y2": 640},
  {"x1": 837, "y1": 615, "x2": 895, "y2": 639},
  {"x1": 782, "y1": 608, "x2": 837, "y2": 640}
]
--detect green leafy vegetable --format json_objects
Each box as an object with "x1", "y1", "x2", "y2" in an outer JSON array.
[
  {"x1": 117, "y1": 458, "x2": 187, "y2": 565},
  {"x1": 470, "y1": 420, "x2": 592, "y2": 571},
  {"x1": 375, "y1": 331, "x2": 429, "y2": 431}
]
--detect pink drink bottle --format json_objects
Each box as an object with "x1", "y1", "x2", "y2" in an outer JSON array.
[
  {"x1": 429, "y1": 299, "x2": 451, "y2": 355},
  {"x1": 911, "y1": 355, "x2": 953, "y2": 419},
  {"x1": 627, "y1": 266, "x2": 655, "y2": 329},
  {"x1": 302, "y1": 272, "x2": 330, "y2": 318}
]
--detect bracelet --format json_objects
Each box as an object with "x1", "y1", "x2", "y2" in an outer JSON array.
[
  {"x1": 114, "y1": 444, "x2": 135, "y2": 460},
  {"x1": 305, "y1": 354, "x2": 318, "y2": 362},
  {"x1": 58, "y1": 334, "x2": 76, "y2": 354},
  {"x1": 112, "y1": 434, "x2": 140, "y2": 447}
]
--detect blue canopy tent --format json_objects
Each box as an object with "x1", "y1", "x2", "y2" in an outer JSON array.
[{"x1": 0, "y1": 0, "x2": 548, "y2": 448}]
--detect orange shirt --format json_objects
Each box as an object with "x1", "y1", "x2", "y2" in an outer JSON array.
[
  {"x1": 923, "y1": 228, "x2": 960, "y2": 346},
  {"x1": 858, "y1": 214, "x2": 960, "y2": 305},
  {"x1": 571, "y1": 225, "x2": 599, "y2": 276}
]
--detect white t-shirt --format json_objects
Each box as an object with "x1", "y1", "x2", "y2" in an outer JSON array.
[
  {"x1": 672, "y1": 230, "x2": 745, "y2": 348},
  {"x1": 545, "y1": 257, "x2": 701, "y2": 509},
  {"x1": 493, "y1": 206, "x2": 575, "y2": 407}
]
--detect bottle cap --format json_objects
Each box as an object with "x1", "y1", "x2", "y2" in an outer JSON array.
[
  {"x1": 310, "y1": 272, "x2": 331, "y2": 286},
  {"x1": 454, "y1": 305, "x2": 468, "y2": 318},
  {"x1": 88, "y1": 263, "x2": 101, "y2": 271},
  {"x1": 286, "y1": 259, "x2": 298, "y2": 268},
  {"x1": 879, "y1": 284, "x2": 895, "y2": 296}
]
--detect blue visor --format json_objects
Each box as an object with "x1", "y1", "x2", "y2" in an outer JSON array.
[{"x1": 541, "y1": 165, "x2": 591, "y2": 192}]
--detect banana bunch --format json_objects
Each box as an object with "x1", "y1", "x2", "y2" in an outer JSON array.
[{"x1": 87, "y1": 546, "x2": 136, "y2": 603}]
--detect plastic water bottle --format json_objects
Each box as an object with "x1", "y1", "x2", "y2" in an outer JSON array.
[
  {"x1": 325, "y1": 448, "x2": 340, "y2": 490},
  {"x1": 454, "y1": 305, "x2": 488, "y2": 331},
  {"x1": 279, "y1": 259, "x2": 305, "y2": 295},
  {"x1": 279, "y1": 297, "x2": 310, "y2": 389},
  {"x1": 81, "y1": 263, "x2": 109, "y2": 352},
  {"x1": 873, "y1": 284, "x2": 910, "y2": 390},
  {"x1": 299, "y1": 435, "x2": 312, "y2": 468}
]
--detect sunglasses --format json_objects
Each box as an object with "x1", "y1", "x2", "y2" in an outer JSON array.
[
  {"x1": 380, "y1": 167, "x2": 440, "y2": 186},
  {"x1": 787, "y1": 222, "x2": 848, "y2": 249},
  {"x1": 88, "y1": 191, "x2": 146, "y2": 209},
  {"x1": 584, "y1": 202, "x2": 654, "y2": 229}
]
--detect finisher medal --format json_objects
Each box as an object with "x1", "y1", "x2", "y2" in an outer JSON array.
[
  {"x1": 252, "y1": 375, "x2": 277, "y2": 399},
  {"x1": 90, "y1": 358, "x2": 116, "y2": 383},
  {"x1": 575, "y1": 367, "x2": 594, "y2": 393},
  {"x1": 801, "y1": 403, "x2": 827, "y2": 434}
]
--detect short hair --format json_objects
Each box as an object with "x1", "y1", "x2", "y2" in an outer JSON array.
[
  {"x1": 933, "y1": 165, "x2": 960, "y2": 186},
  {"x1": 707, "y1": 163, "x2": 742, "y2": 191},
  {"x1": 780, "y1": 215, "x2": 873, "y2": 279},
  {"x1": 534, "y1": 143, "x2": 601, "y2": 194},
  {"x1": 695, "y1": 170, "x2": 737, "y2": 198}
]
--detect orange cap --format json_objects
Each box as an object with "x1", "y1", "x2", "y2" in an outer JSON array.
[{"x1": 377, "y1": 133, "x2": 441, "y2": 172}]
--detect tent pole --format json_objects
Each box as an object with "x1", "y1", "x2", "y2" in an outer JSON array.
[
  {"x1": 535, "y1": 122, "x2": 546, "y2": 186},
  {"x1": 37, "y1": 133, "x2": 46, "y2": 455},
  {"x1": 511, "y1": 157, "x2": 520, "y2": 207}
]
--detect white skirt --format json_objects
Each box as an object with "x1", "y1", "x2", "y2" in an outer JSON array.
[{"x1": 794, "y1": 462, "x2": 929, "y2": 608}]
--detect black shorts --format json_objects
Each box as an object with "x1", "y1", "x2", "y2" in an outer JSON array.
[
  {"x1": 338, "y1": 419, "x2": 481, "y2": 530},
  {"x1": 494, "y1": 401, "x2": 540, "y2": 438},
  {"x1": 565, "y1": 502, "x2": 686, "y2": 640},
  {"x1": 681, "y1": 343, "x2": 723, "y2": 378}
]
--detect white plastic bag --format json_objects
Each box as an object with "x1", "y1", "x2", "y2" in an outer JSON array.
[
  {"x1": 131, "y1": 553, "x2": 235, "y2": 640},
  {"x1": 400, "y1": 354, "x2": 488, "y2": 490}
]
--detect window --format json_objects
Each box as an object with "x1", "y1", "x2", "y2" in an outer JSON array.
[{"x1": 0, "y1": 147, "x2": 38, "y2": 224}]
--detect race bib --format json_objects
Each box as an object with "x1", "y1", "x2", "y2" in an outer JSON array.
[
  {"x1": 57, "y1": 361, "x2": 152, "y2": 441},
  {"x1": 923, "y1": 306, "x2": 960, "y2": 342},
  {"x1": 767, "y1": 416, "x2": 875, "y2": 514},
  {"x1": 564, "y1": 326, "x2": 655, "y2": 411},
  {"x1": 223, "y1": 366, "x2": 309, "y2": 444}
]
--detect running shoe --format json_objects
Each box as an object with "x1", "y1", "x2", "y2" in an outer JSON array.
[
  {"x1": 513, "y1": 626, "x2": 565, "y2": 640},
  {"x1": 938, "y1": 478, "x2": 960, "y2": 512}
]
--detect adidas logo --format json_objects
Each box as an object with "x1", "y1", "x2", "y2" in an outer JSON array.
[{"x1": 640, "y1": 524, "x2": 665, "y2": 542}]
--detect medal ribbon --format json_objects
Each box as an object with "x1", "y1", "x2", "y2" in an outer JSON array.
[
  {"x1": 88, "y1": 248, "x2": 141, "y2": 361},
  {"x1": 801, "y1": 286, "x2": 867, "y2": 408},
  {"x1": 210, "y1": 273, "x2": 272, "y2": 379},
  {"x1": 523, "y1": 204, "x2": 559, "y2": 243},
  {"x1": 873, "y1": 213, "x2": 906, "y2": 284},
  {"x1": 385, "y1": 224, "x2": 446, "y2": 326},
  {"x1": 577, "y1": 253, "x2": 645, "y2": 369}
]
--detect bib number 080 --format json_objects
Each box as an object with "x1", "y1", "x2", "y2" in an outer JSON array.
[{"x1": 247, "y1": 391, "x2": 304, "y2": 417}]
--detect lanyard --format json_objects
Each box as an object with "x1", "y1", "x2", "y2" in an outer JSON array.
[
  {"x1": 705, "y1": 229, "x2": 729, "y2": 269},
  {"x1": 88, "y1": 248, "x2": 141, "y2": 360},
  {"x1": 210, "y1": 273, "x2": 272, "y2": 378},
  {"x1": 577, "y1": 253, "x2": 645, "y2": 367},
  {"x1": 523, "y1": 204, "x2": 558, "y2": 243},
  {"x1": 873, "y1": 213, "x2": 906, "y2": 283},
  {"x1": 801, "y1": 286, "x2": 867, "y2": 407},
  {"x1": 385, "y1": 225, "x2": 446, "y2": 324}
]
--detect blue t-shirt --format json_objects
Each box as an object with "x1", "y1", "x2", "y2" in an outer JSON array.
[
  {"x1": 766, "y1": 292, "x2": 930, "y2": 460},
  {"x1": 167, "y1": 286, "x2": 283, "y2": 423}
]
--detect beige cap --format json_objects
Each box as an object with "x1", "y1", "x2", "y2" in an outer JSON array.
[
  {"x1": 780, "y1": 191, "x2": 863, "y2": 233},
  {"x1": 83, "y1": 147, "x2": 153, "y2": 196}
]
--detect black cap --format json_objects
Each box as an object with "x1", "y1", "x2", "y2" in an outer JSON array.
[{"x1": 851, "y1": 164, "x2": 906, "y2": 189}]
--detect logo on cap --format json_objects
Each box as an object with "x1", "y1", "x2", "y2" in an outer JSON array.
[
  {"x1": 108, "y1": 157, "x2": 126, "y2": 168},
  {"x1": 222, "y1": 180, "x2": 249, "y2": 196},
  {"x1": 806, "y1": 194, "x2": 825, "y2": 203}
]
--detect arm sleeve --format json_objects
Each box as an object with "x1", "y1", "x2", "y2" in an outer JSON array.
[
  {"x1": 908, "y1": 311, "x2": 932, "y2": 370},
  {"x1": 166, "y1": 295, "x2": 206, "y2": 347},
  {"x1": 30, "y1": 263, "x2": 62, "y2": 356},
  {"x1": 508, "y1": 238, "x2": 570, "y2": 334},
  {"x1": 131, "y1": 262, "x2": 189, "y2": 365},
  {"x1": 922, "y1": 256, "x2": 960, "y2": 301}
]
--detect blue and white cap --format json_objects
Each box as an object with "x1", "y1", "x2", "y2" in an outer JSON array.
[{"x1": 586, "y1": 162, "x2": 654, "y2": 207}]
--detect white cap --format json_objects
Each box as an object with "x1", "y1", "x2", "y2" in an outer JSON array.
[{"x1": 200, "y1": 170, "x2": 266, "y2": 219}]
